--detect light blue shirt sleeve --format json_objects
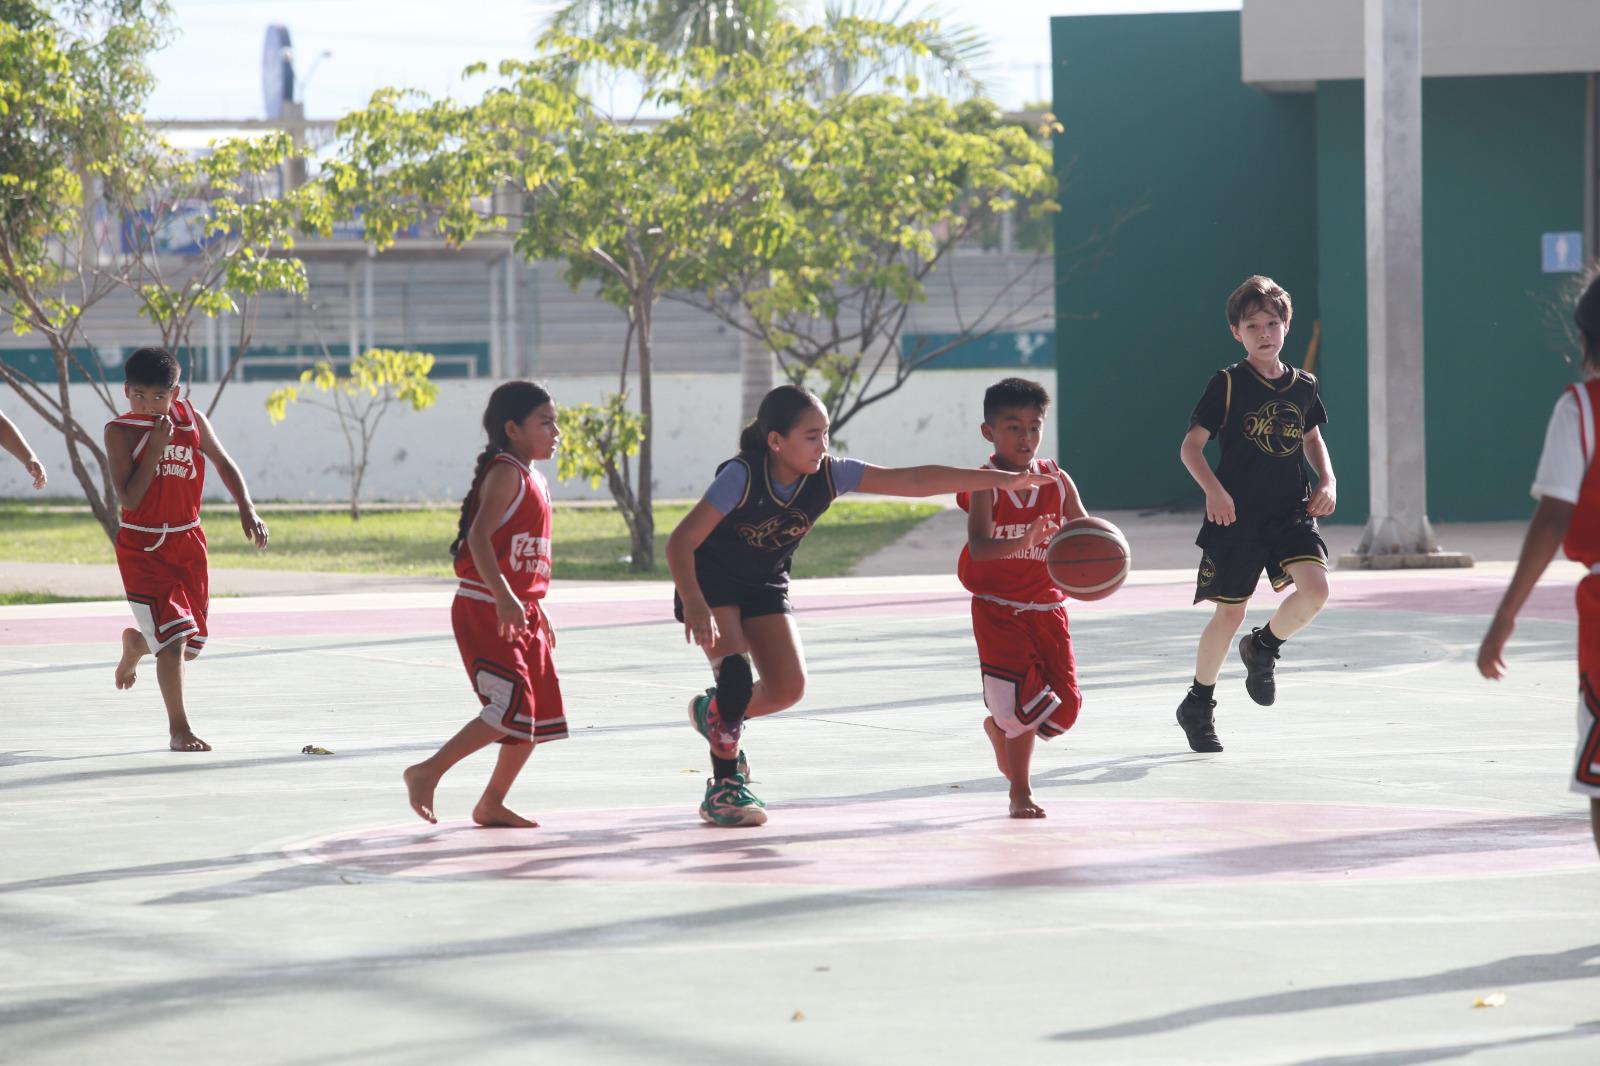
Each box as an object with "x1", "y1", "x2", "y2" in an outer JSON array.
[
  {"x1": 831, "y1": 456, "x2": 867, "y2": 495},
  {"x1": 701, "y1": 461, "x2": 751, "y2": 516}
]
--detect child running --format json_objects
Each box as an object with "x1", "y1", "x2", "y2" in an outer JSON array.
[
  {"x1": 665, "y1": 383, "x2": 1057, "y2": 828},
  {"x1": 404, "y1": 381, "x2": 566, "y2": 827},
  {"x1": 107, "y1": 346, "x2": 269, "y2": 752},
  {"x1": 0, "y1": 408, "x2": 47, "y2": 490},
  {"x1": 1175, "y1": 276, "x2": 1336, "y2": 752},
  {"x1": 1478, "y1": 268, "x2": 1600, "y2": 858},
  {"x1": 957, "y1": 378, "x2": 1087, "y2": 818}
]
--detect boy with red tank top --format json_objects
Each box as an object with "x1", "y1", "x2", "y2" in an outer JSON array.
[
  {"x1": 106, "y1": 347, "x2": 269, "y2": 752},
  {"x1": 957, "y1": 378, "x2": 1089, "y2": 818},
  {"x1": 1479, "y1": 270, "x2": 1600, "y2": 858},
  {"x1": 404, "y1": 382, "x2": 566, "y2": 828}
]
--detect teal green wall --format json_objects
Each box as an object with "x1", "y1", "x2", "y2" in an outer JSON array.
[
  {"x1": 1050, "y1": 12, "x2": 1319, "y2": 510},
  {"x1": 1315, "y1": 75, "x2": 1587, "y2": 522}
]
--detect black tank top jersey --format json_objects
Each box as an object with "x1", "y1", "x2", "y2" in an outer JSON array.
[
  {"x1": 696, "y1": 453, "x2": 839, "y2": 586},
  {"x1": 1189, "y1": 361, "x2": 1327, "y2": 542}
]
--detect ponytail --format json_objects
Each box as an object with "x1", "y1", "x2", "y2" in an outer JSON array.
[
  {"x1": 450, "y1": 380, "x2": 552, "y2": 558},
  {"x1": 738, "y1": 384, "x2": 826, "y2": 457}
]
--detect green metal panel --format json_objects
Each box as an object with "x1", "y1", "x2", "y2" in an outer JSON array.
[
  {"x1": 1315, "y1": 74, "x2": 1587, "y2": 522},
  {"x1": 899, "y1": 330, "x2": 1055, "y2": 369},
  {"x1": 1051, "y1": 12, "x2": 1320, "y2": 511}
]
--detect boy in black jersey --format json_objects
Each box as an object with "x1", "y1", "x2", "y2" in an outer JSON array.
[{"x1": 1174, "y1": 276, "x2": 1337, "y2": 751}]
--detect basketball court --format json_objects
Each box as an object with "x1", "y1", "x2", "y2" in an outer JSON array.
[{"x1": 3, "y1": 544, "x2": 1599, "y2": 1064}]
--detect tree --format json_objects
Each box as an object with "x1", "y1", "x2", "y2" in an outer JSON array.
[
  {"x1": 0, "y1": 0, "x2": 323, "y2": 537},
  {"x1": 325, "y1": 22, "x2": 941, "y2": 570},
  {"x1": 264, "y1": 349, "x2": 440, "y2": 520},
  {"x1": 672, "y1": 95, "x2": 1093, "y2": 433}
]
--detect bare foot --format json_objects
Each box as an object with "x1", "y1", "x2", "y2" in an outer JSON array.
[
  {"x1": 1009, "y1": 790, "x2": 1046, "y2": 819},
  {"x1": 403, "y1": 764, "x2": 440, "y2": 825},
  {"x1": 983, "y1": 716, "x2": 1011, "y2": 780},
  {"x1": 472, "y1": 799, "x2": 540, "y2": 829},
  {"x1": 115, "y1": 628, "x2": 145, "y2": 689},
  {"x1": 169, "y1": 731, "x2": 212, "y2": 752}
]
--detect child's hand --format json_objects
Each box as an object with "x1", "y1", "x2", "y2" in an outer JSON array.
[
  {"x1": 24, "y1": 458, "x2": 45, "y2": 490},
  {"x1": 1021, "y1": 514, "x2": 1061, "y2": 551},
  {"x1": 239, "y1": 507, "x2": 269, "y2": 549},
  {"x1": 1477, "y1": 615, "x2": 1513, "y2": 680},
  {"x1": 496, "y1": 593, "x2": 530, "y2": 641},
  {"x1": 537, "y1": 605, "x2": 557, "y2": 650},
  {"x1": 1307, "y1": 478, "x2": 1337, "y2": 518},
  {"x1": 148, "y1": 414, "x2": 174, "y2": 452},
  {"x1": 682, "y1": 598, "x2": 718, "y2": 648},
  {"x1": 1206, "y1": 487, "x2": 1237, "y2": 526}
]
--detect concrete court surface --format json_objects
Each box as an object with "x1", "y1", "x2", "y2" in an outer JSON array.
[{"x1": 3, "y1": 557, "x2": 1600, "y2": 1064}]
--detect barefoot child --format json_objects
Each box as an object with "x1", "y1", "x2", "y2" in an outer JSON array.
[
  {"x1": 107, "y1": 347, "x2": 269, "y2": 752},
  {"x1": 404, "y1": 382, "x2": 565, "y2": 827},
  {"x1": 957, "y1": 378, "x2": 1088, "y2": 818},
  {"x1": 665, "y1": 384, "x2": 1057, "y2": 827},
  {"x1": 1478, "y1": 268, "x2": 1600, "y2": 858},
  {"x1": 0, "y1": 408, "x2": 47, "y2": 490},
  {"x1": 1174, "y1": 276, "x2": 1336, "y2": 752}
]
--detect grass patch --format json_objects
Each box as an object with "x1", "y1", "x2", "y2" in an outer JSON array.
[
  {"x1": 0, "y1": 591, "x2": 110, "y2": 605},
  {"x1": 0, "y1": 500, "x2": 940, "y2": 580}
]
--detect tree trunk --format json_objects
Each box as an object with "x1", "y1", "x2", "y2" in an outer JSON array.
[{"x1": 632, "y1": 292, "x2": 656, "y2": 572}]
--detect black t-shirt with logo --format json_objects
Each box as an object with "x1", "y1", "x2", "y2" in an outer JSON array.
[
  {"x1": 695, "y1": 453, "x2": 840, "y2": 586},
  {"x1": 1189, "y1": 361, "x2": 1327, "y2": 545}
]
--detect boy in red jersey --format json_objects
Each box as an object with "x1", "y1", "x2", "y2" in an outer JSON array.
[
  {"x1": 958, "y1": 377, "x2": 1088, "y2": 818},
  {"x1": 106, "y1": 347, "x2": 269, "y2": 751},
  {"x1": 1479, "y1": 269, "x2": 1600, "y2": 857}
]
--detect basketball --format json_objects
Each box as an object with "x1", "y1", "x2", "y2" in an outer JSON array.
[{"x1": 1045, "y1": 517, "x2": 1131, "y2": 599}]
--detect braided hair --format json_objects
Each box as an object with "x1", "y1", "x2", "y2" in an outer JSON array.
[
  {"x1": 450, "y1": 381, "x2": 552, "y2": 558},
  {"x1": 737, "y1": 384, "x2": 826, "y2": 459}
]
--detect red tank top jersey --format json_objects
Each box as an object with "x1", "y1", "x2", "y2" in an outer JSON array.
[
  {"x1": 1564, "y1": 379, "x2": 1600, "y2": 566},
  {"x1": 106, "y1": 398, "x2": 206, "y2": 531},
  {"x1": 455, "y1": 453, "x2": 553, "y2": 602},
  {"x1": 956, "y1": 458, "x2": 1068, "y2": 605}
]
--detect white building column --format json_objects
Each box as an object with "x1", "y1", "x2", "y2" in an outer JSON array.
[
  {"x1": 488, "y1": 256, "x2": 503, "y2": 379},
  {"x1": 362, "y1": 254, "x2": 376, "y2": 356},
  {"x1": 346, "y1": 261, "x2": 360, "y2": 359},
  {"x1": 1346, "y1": 0, "x2": 1469, "y2": 569},
  {"x1": 504, "y1": 254, "x2": 519, "y2": 377}
]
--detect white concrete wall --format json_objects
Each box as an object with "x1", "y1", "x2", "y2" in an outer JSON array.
[
  {"x1": 0, "y1": 370, "x2": 1057, "y2": 504},
  {"x1": 1242, "y1": 0, "x2": 1600, "y2": 88}
]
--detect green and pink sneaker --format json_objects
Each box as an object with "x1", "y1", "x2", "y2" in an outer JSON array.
[
  {"x1": 688, "y1": 688, "x2": 751, "y2": 780},
  {"x1": 699, "y1": 773, "x2": 767, "y2": 828}
]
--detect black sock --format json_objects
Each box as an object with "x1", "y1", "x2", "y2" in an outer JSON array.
[
  {"x1": 714, "y1": 653, "x2": 754, "y2": 731},
  {"x1": 1254, "y1": 623, "x2": 1285, "y2": 651},
  {"x1": 711, "y1": 753, "x2": 741, "y2": 780},
  {"x1": 1189, "y1": 679, "x2": 1215, "y2": 701}
]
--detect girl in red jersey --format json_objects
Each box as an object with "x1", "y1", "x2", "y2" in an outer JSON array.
[
  {"x1": 1479, "y1": 269, "x2": 1600, "y2": 857},
  {"x1": 958, "y1": 378, "x2": 1088, "y2": 818},
  {"x1": 404, "y1": 382, "x2": 565, "y2": 827},
  {"x1": 107, "y1": 347, "x2": 269, "y2": 752}
]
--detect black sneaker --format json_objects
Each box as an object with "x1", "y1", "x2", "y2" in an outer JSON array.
[
  {"x1": 1176, "y1": 693, "x2": 1223, "y2": 752},
  {"x1": 1238, "y1": 629, "x2": 1279, "y2": 706}
]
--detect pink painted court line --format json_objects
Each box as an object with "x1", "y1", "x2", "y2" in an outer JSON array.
[
  {"x1": 0, "y1": 573, "x2": 1576, "y2": 647},
  {"x1": 293, "y1": 797, "x2": 1594, "y2": 889}
]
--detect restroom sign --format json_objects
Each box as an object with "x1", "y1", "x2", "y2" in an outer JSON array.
[{"x1": 1543, "y1": 232, "x2": 1583, "y2": 273}]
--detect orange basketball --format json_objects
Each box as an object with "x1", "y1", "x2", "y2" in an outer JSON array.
[{"x1": 1045, "y1": 516, "x2": 1131, "y2": 600}]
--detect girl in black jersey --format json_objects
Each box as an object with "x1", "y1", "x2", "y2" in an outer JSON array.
[
  {"x1": 665, "y1": 384, "x2": 1053, "y2": 826},
  {"x1": 1174, "y1": 276, "x2": 1338, "y2": 752}
]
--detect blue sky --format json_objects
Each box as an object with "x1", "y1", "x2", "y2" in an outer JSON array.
[{"x1": 146, "y1": 0, "x2": 1237, "y2": 120}]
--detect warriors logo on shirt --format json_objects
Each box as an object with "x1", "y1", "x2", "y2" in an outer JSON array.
[
  {"x1": 1242, "y1": 400, "x2": 1305, "y2": 458},
  {"x1": 737, "y1": 509, "x2": 812, "y2": 552}
]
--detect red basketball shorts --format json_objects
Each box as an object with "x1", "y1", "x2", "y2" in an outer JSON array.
[
  {"x1": 1573, "y1": 575, "x2": 1600, "y2": 797},
  {"x1": 115, "y1": 527, "x2": 209, "y2": 657},
  {"x1": 451, "y1": 595, "x2": 568, "y2": 746},
  {"x1": 971, "y1": 596, "x2": 1082, "y2": 740}
]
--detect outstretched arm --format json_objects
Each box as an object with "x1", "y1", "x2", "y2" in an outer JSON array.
[
  {"x1": 0, "y1": 411, "x2": 45, "y2": 489},
  {"x1": 194, "y1": 409, "x2": 268, "y2": 549},
  {"x1": 857, "y1": 464, "x2": 1054, "y2": 498},
  {"x1": 1478, "y1": 496, "x2": 1574, "y2": 679}
]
